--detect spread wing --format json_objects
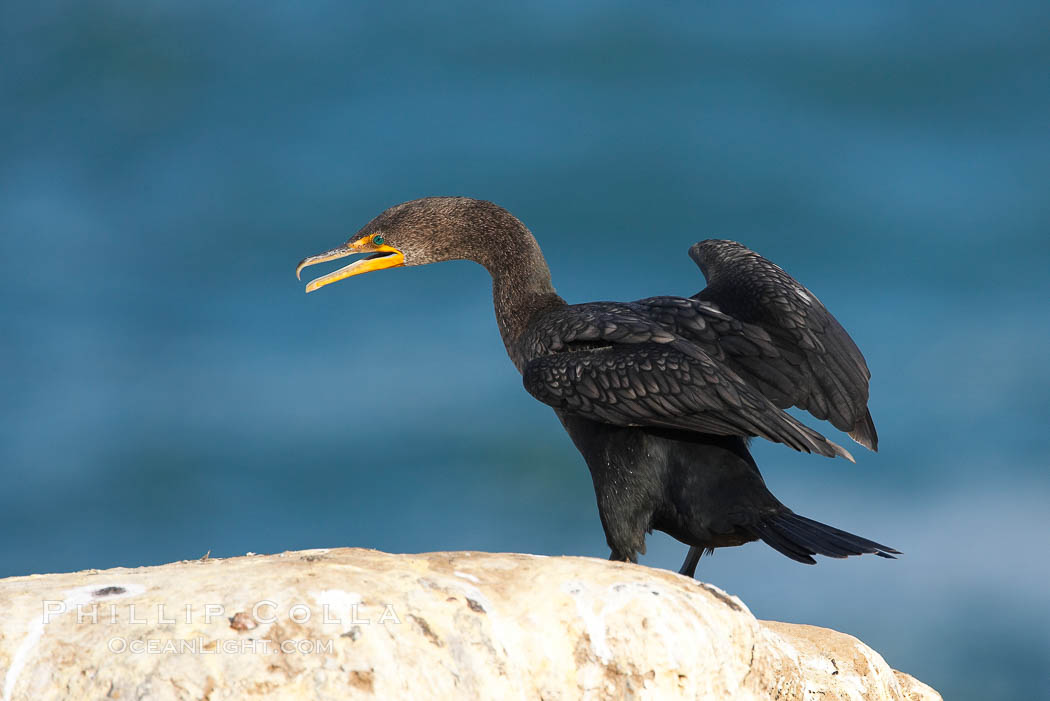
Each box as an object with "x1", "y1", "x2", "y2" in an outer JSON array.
[
  {"x1": 687, "y1": 239, "x2": 878, "y2": 450},
  {"x1": 521, "y1": 312, "x2": 853, "y2": 460}
]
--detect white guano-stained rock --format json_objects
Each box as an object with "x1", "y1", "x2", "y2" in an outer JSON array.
[{"x1": 0, "y1": 548, "x2": 939, "y2": 700}]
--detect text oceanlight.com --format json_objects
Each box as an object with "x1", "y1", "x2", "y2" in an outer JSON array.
[{"x1": 107, "y1": 637, "x2": 335, "y2": 655}]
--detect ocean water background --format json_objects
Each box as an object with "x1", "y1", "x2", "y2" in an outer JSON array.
[{"x1": 2, "y1": 2, "x2": 1048, "y2": 697}]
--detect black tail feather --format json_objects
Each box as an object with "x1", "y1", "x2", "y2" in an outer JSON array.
[
  {"x1": 772, "y1": 518, "x2": 855, "y2": 558},
  {"x1": 753, "y1": 512, "x2": 899, "y2": 564},
  {"x1": 753, "y1": 520, "x2": 817, "y2": 564}
]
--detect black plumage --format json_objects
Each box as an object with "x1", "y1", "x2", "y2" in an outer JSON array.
[{"x1": 296, "y1": 197, "x2": 898, "y2": 576}]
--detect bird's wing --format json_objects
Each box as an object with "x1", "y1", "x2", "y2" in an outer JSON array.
[
  {"x1": 684, "y1": 239, "x2": 877, "y2": 450},
  {"x1": 522, "y1": 331, "x2": 853, "y2": 461}
]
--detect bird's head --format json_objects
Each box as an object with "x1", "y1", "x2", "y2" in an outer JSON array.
[{"x1": 296, "y1": 196, "x2": 527, "y2": 293}]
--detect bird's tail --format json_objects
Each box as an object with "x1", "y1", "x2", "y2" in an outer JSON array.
[{"x1": 751, "y1": 512, "x2": 900, "y2": 565}]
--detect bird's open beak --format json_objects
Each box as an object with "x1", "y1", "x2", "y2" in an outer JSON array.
[{"x1": 296, "y1": 239, "x2": 405, "y2": 293}]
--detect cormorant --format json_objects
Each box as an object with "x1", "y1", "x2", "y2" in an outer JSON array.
[{"x1": 296, "y1": 197, "x2": 898, "y2": 576}]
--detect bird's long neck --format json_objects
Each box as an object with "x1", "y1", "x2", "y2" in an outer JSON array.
[{"x1": 478, "y1": 221, "x2": 566, "y2": 371}]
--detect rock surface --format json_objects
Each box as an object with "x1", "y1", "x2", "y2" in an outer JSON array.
[{"x1": 0, "y1": 548, "x2": 939, "y2": 700}]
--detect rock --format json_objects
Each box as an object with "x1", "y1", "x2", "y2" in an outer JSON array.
[{"x1": 0, "y1": 548, "x2": 939, "y2": 700}]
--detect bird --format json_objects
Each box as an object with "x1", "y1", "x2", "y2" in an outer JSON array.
[{"x1": 296, "y1": 196, "x2": 898, "y2": 576}]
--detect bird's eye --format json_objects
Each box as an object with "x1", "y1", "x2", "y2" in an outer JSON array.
[{"x1": 373, "y1": 234, "x2": 385, "y2": 245}]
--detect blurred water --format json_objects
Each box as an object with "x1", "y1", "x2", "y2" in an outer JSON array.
[{"x1": 2, "y1": 2, "x2": 1048, "y2": 698}]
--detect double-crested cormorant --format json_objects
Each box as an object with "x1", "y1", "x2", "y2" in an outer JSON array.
[{"x1": 296, "y1": 197, "x2": 898, "y2": 576}]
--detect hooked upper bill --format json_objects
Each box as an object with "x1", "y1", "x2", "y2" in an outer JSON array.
[{"x1": 296, "y1": 236, "x2": 405, "y2": 293}]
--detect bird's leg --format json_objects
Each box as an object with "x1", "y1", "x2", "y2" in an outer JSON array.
[{"x1": 678, "y1": 546, "x2": 703, "y2": 579}]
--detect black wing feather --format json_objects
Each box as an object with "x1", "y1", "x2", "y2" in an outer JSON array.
[
  {"x1": 687, "y1": 239, "x2": 878, "y2": 450},
  {"x1": 522, "y1": 337, "x2": 853, "y2": 461}
]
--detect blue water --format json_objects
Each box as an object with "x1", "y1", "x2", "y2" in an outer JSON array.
[{"x1": 3, "y1": 3, "x2": 1048, "y2": 698}]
